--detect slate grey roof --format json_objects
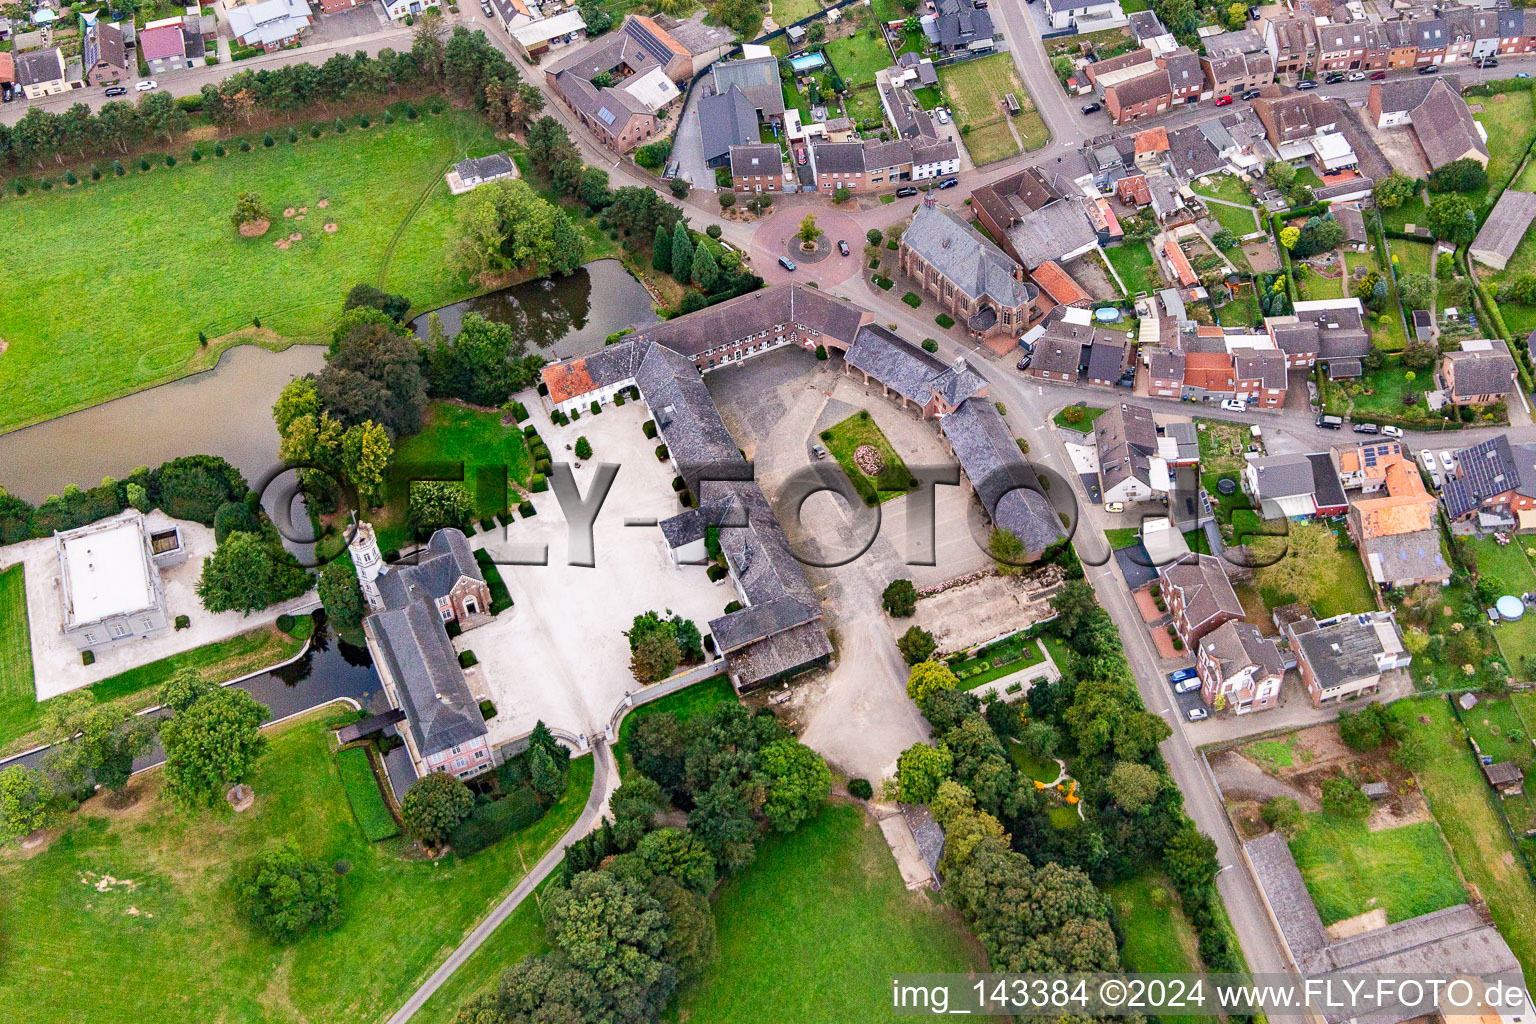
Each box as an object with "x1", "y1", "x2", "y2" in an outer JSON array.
[
  {"x1": 1333, "y1": 202, "x2": 1365, "y2": 243},
  {"x1": 711, "y1": 55, "x2": 784, "y2": 117},
  {"x1": 729, "y1": 142, "x2": 782, "y2": 179},
  {"x1": 1285, "y1": 304, "x2": 1370, "y2": 358},
  {"x1": 940, "y1": 398, "x2": 1065, "y2": 554},
  {"x1": 1095, "y1": 402, "x2": 1156, "y2": 493},
  {"x1": 1471, "y1": 190, "x2": 1536, "y2": 268},
  {"x1": 811, "y1": 139, "x2": 866, "y2": 175},
  {"x1": 1295, "y1": 616, "x2": 1387, "y2": 690},
  {"x1": 1167, "y1": 124, "x2": 1225, "y2": 179},
  {"x1": 1235, "y1": 350, "x2": 1287, "y2": 389},
  {"x1": 1110, "y1": 68, "x2": 1172, "y2": 108},
  {"x1": 637, "y1": 345, "x2": 742, "y2": 489},
  {"x1": 1244, "y1": 831, "x2": 1330, "y2": 961},
  {"x1": 1373, "y1": 74, "x2": 1458, "y2": 118},
  {"x1": 1443, "y1": 348, "x2": 1517, "y2": 399},
  {"x1": 1361, "y1": 529, "x2": 1448, "y2": 585},
  {"x1": 1162, "y1": 47, "x2": 1201, "y2": 91},
  {"x1": 1127, "y1": 10, "x2": 1167, "y2": 41},
  {"x1": 721, "y1": 618, "x2": 832, "y2": 686},
  {"x1": 1149, "y1": 348, "x2": 1186, "y2": 380},
  {"x1": 1086, "y1": 339, "x2": 1128, "y2": 381},
  {"x1": 1159, "y1": 553, "x2": 1242, "y2": 629},
  {"x1": 1200, "y1": 619, "x2": 1283, "y2": 682},
  {"x1": 1308, "y1": 453, "x2": 1347, "y2": 509},
  {"x1": 455, "y1": 153, "x2": 516, "y2": 181},
  {"x1": 640, "y1": 282, "x2": 866, "y2": 359},
  {"x1": 376, "y1": 528, "x2": 483, "y2": 611},
  {"x1": 1410, "y1": 79, "x2": 1487, "y2": 169},
  {"x1": 368, "y1": 600, "x2": 487, "y2": 758},
  {"x1": 902, "y1": 202, "x2": 1035, "y2": 309},
  {"x1": 934, "y1": 0, "x2": 991, "y2": 49},
  {"x1": 700, "y1": 86, "x2": 759, "y2": 163},
  {"x1": 14, "y1": 47, "x2": 63, "y2": 86},
  {"x1": 881, "y1": 82, "x2": 938, "y2": 141},
  {"x1": 1250, "y1": 453, "x2": 1315, "y2": 500},
  {"x1": 846, "y1": 325, "x2": 986, "y2": 406},
  {"x1": 1004, "y1": 198, "x2": 1098, "y2": 270}
]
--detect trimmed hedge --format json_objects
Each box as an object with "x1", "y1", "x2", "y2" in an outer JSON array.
[
  {"x1": 479, "y1": 699, "x2": 497, "y2": 720},
  {"x1": 655, "y1": 444, "x2": 669, "y2": 460},
  {"x1": 935, "y1": 313, "x2": 955, "y2": 329},
  {"x1": 459, "y1": 650, "x2": 478, "y2": 668},
  {"x1": 707, "y1": 563, "x2": 728, "y2": 582},
  {"x1": 519, "y1": 500, "x2": 536, "y2": 517},
  {"x1": 643, "y1": 420, "x2": 658, "y2": 439},
  {"x1": 174, "y1": 614, "x2": 191, "y2": 630},
  {"x1": 530, "y1": 473, "x2": 548, "y2": 492},
  {"x1": 448, "y1": 787, "x2": 547, "y2": 857}
]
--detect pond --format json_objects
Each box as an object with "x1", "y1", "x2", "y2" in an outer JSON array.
[
  {"x1": 0, "y1": 343, "x2": 325, "y2": 505},
  {"x1": 411, "y1": 258, "x2": 659, "y2": 359}
]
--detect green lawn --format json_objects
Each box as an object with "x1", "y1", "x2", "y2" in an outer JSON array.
[
  {"x1": 937, "y1": 54, "x2": 1045, "y2": 161},
  {"x1": 669, "y1": 803, "x2": 986, "y2": 1021},
  {"x1": 1053, "y1": 405, "x2": 1107, "y2": 431},
  {"x1": 1475, "y1": 89, "x2": 1536, "y2": 208},
  {"x1": 336, "y1": 744, "x2": 400, "y2": 841},
  {"x1": 1105, "y1": 242, "x2": 1160, "y2": 295},
  {"x1": 1244, "y1": 735, "x2": 1300, "y2": 771},
  {"x1": 1392, "y1": 698, "x2": 1536, "y2": 977},
  {"x1": 770, "y1": 0, "x2": 822, "y2": 25},
  {"x1": 1009, "y1": 740, "x2": 1061, "y2": 784},
  {"x1": 1295, "y1": 265, "x2": 1345, "y2": 300},
  {"x1": 1469, "y1": 537, "x2": 1536, "y2": 677},
  {"x1": 0, "y1": 109, "x2": 499, "y2": 436},
  {"x1": 960, "y1": 120, "x2": 1021, "y2": 166},
  {"x1": 1208, "y1": 200, "x2": 1261, "y2": 239},
  {"x1": 1257, "y1": 526, "x2": 1375, "y2": 620},
  {"x1": 1108, "y1": 873, "x2": 1216, "y2": 1024},
  {"x1": 1338, "y1": 356, "x2": 1423, "y2": 421},
  {"x1": 0, "y1": 624, "x2": 305, "y2": 757},
  {"x1": 0, "y1": 709, "x2": 596, "y2": 1024},
  {"x1": 823, "y1": 29, "x2": 894, "y2": 87},
  {"x1": 1288, "y1": 817, "x2": 1465, "y2": 926},
  {"x1": 952, "y1": 636, "x2": 1046, "y2": 690},
  {"x1": 0, "y1": 565, "x2": 36, "y2": 751},
  {"x1": 820, "y1": 410, "x2": 919, "y2": 505},
  {"x1": 1105, "y1": 527, "x2": 1141, "y2": 550},
  {"x1": 841, "y1": 85, "x2": 886, "y2": 126},
  {"x1": 1390, "y1": 237, "x2": 1435, "y2": 279},
  {"x1": 1191, "y1": 174, "x2": 1255, "y2": 207},
  {"x1": 1217, "y1": 289, "x2": 1259, "y2": 328},
  {"x1": 375, "y1": 402, "x2": 534, "y2": 553},
  {"x1": 612, "y1": 674, "x2": 736, "y2": 779}
]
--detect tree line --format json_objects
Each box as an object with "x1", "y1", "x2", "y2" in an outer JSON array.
[
  {"x1": 892, "y1": 568, "x2": 1253, "y2": 1005},
  {"x1": 0, "y1": 19, "x2": 539, "y2": 175},
  {"x1": 453, "y1": 700, "x2": 832, "y2": 1023}
]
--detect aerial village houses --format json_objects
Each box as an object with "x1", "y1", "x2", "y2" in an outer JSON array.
[
  {"x1": 1470, "y1": 190, "x2": 1536, "y2": 271},
  {"x1": 1441, "y1": 435, "x2": 1536, "y2": 529},
  {"x1": 898, "y1": 202, "x2": 1043, "y2": 341},
  {"x1": 1438, "y1": 342, "x2": 1518, "y2": 408},
  {"x1": 1196, "y1": 620, "x2": 1284, "y2": 713},
  {"x1": 1094, "y1": 402, "x2": 1161, "y2": 505},
  {"x1": 1339, "y1": 441, "x2": 1448, "y2": 587},
  {"x1": 1278, "y1": 607, "x2": 1411, "y2": 707},
  {"x1": 1159, "y1": 553, "x2": 1244, "y2": 649},
  {"x1": 55, "y1": 509, "x2": 184, "y2": 652}
]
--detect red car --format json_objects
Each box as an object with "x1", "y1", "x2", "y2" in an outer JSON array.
[
  {"x1": 1369, "y1": 70, "x2": 1387, "y2": 80},
  {"x1": 1215, "y1": 94, "x2": 1234, "y2": 106}
]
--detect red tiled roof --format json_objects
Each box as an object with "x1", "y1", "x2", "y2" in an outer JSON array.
[
  {"x1": 0, "y1": 53, "x2": 13, "y2": 84},
  {"x1": 1163, "y1": 237, "x2": 1198, "y2": 287},
  {"x1": 1030, "y1": 260, "x2": 1090, "y2": 307},
  {"x1": 1184, "y1": 352, "x2": 1235, "y2": 390},
  {"x1": 1134, "y1": 126, "x2": 1170, "y2": 155},
  {"x1": 542, "y1": 359, "x2": 597, "y2": 403}
]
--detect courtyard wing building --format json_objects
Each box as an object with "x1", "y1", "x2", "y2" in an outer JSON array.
[{"x1": 540, "y1": 283, "x2": 1065, "y2": 687}]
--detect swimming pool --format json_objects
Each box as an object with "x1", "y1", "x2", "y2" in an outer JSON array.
[{"x1": 790, "y1": 52, "x2": 826, "y2": 73}]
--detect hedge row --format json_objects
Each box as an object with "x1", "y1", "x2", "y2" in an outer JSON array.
[{"x1": 447, "y1": 787, "x2": 547, "y2": 857}]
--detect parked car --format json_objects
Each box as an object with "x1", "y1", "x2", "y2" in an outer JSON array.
[
  {"x1": 795, "y1": 148, "x2": 807, "y2": 165},
  {"x1": 938, "y1": 177, "x2": 959, "y2": 189},
  {"x1": 480, "y1": 0, "x2": 492, "y2": 13},
  {"x1": 837, "y1": 239, "x2": 850, "y2": 256},
  {"x1": 0, "y1": 84, "x2": 11, "y2": 102},
  {"x1": 811, "y1": 443, "x2": 828, "y2": 459},
  {"x1": 1479, "y1": 57, "x2": 1500, "y2": 68},
  {"x1": 1247, "y1": 4, "x2": 1259, "y2": 17},
  {"x1": 1240, "y1": 88, "x2": 1262, "y2": 100},
  {"x1": 1325, "y1": 73, "x2": 1345, "y2": 84},
  {"x1": 104, "y1": 85, "x2": 127, "y2": 97},
  {"x1": 1187, "y1": 707, "x2": 1210, "y2": 722},
  {"x1": 1016, "y1": 354, "x2": 1032, "y2": 371},
  {"x1": 1317, "y1": 414, "x2": 1343, "y2": 429},
  {"x1": 1353, "y1": 422, "x2": 1380, "y2": 434},
  {"x1": 1439, "y1": 450, "x2": 1456, "y2": 472},
  {"x1": 1519, "y1": 72, "x2": 1532, "y2": 79},
  {"x1": 1169, "y1": 667, "x2": 1198, "y2": 684},
  {"x1": 1176, "y1": 677, "x2": 1202, "y2": 694},
  {"x1": 135, "y1": 80, "x2": 158, "y2": 92},
  {"x1": 1221, "y1": 399, "x2": 1246, "y2": 412},
  {"x1": 1418, "y1": 64, "x2": 1440, "y2": 75},
  {"x1": 935, "y1": 108, "x2": 951, "y2": 124},
  {"x1": 1105, "y1": 502, "x2": 1125, "y2": 513},
  {"x1": 1215, "y1": 94, "x2": 1234, "y2": 106},
  {"x1": 896, "y1": 186, "x2": 919, "y2": 197},
  {"x1": 1296, "y1": 79, "x2": 1318, "y2": 90},
  {"x1": 1382, "y1": 424, "x2": 1403, "y2": 438},
  {"x1": 1347, "y1": 71, "x2": 1366, "y2": 81},
  {"x1": 1419, "y1": 450, "x2": 1437, "y2": 474},
  {"x1": 778, "y1": 256, "x2": 796, "y2": 271},
  {"x1": 1369, "y1": 70, "x2": 1387, "y2": 80},
  {"x1": 1081, "y1": 102, "x2": 1101, "y2": 114}
]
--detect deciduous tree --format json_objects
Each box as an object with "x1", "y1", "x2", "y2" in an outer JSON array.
[
  {"x1": 757, "y1": 740, "x2": 831, "y2": 832},
  {"x1": 197, "y1": 530, "x2": 311, "y2": 614},
  {"x1": 237, "y1": 841, "x2": 342, "y2": 941},
  {"x1": 896, "y1": 742, "x2": 953, "y2": 803},
  {"x1": 0, "y1": 765, "x2": 56, "y2": 841},
  {"x1": 907, "y1": 660, "x2": 958, "y2": 703},
  {"x1": 159, "y1": 687, "x2": 271, "y2": 808},
  {"x1": 401, "y1": 770, "x2": 474, "y2": 846}
]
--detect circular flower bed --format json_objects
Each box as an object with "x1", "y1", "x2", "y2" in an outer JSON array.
[{"x1": 853, "y1": 444, "x2": 884, "y2": 477}]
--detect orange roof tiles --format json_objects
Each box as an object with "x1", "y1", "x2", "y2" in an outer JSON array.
[
  {"x1": 1163, "y1": 237, "x2": 1198, "y2": 288},
  {"x1": 1183, "y1": 352, "x2": 1236, "y2": 390},
  {"x1": 1030, "y1": 260, "x2": 1090, "y2": 307},
  {"x1": 1351, "y1": 453, "x2": 1436, "y2": 538},
  {"x1": 542, "y1": 359, "x2": 597, "y2": 403},
  {"x1": 1135, "y1": 127, "x2": 1170, "y2": 155}
]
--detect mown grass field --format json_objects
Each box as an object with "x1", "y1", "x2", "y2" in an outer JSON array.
[
  {"x1": 0, "y1": 709, "x2": 595, "y2": 1024},
  {"x1": 1288, "y1": 816, "x2": 1465, "y2": 926},
  {"x1": 0, "y1": 623, "x2": 304, "y2": 757},
  {"x1": 669, "y1": 803, "x2": 986, "y2": 1022},
  {"x1": 0, "y1": 564, "x2": 36, "y2": 751},
  {"x1": 0, "y1": 109, "x2": 496, "y2": 436},
  {"x1": 1469, "y1": 536, "x2": 1536, "y2": 676},
  {"x1": 938, "y1": 55, "x2": 1047, "y2": 161},
  {"x1": 1391, "y1": 698, "x2": 1536, "y2": 977},
  {"x1": 1107, "y1": 873, "x2": 1217, "y2": 1024},
  {"x1": 1105, "y1": 242, "x2": 1160, "y2": 295}
]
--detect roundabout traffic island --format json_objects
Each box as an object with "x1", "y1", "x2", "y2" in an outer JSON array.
[{"x1": 789, "y1": 235, "x2": 832, "y2": 264}]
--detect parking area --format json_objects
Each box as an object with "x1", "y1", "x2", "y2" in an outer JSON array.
[
  {"x1": 670, "y1": 81, "x2": 716, "y2": 188},
  {"x1": 466, "y1": 396, "x2": 731, "y2": 747}
]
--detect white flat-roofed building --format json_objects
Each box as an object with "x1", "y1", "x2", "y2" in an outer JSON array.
[{"x1": 55, "y1": 509, "x2": 175, "y2": 651}]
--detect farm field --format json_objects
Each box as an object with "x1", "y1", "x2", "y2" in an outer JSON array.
[
  {"x1": 1391, "y1": 697, "x2": 1536, "y2": 977},
  {"x1": 669, "y1": 803, "x2": 986, "y2": 1022},
  {"x1": 0, "y1": 109, "x2": 499, "y2": 436},
  {"x1": 0, "y1": 709, "x2": 596, "y2": 1024}
]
